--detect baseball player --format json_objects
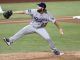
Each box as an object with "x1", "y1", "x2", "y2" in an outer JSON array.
[{"x1": 3, "y1": 2, "x2": 64, "y2": 55}]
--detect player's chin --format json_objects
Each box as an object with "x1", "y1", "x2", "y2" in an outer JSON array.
[{"x1": 37, "y1": 9, "x2": 42, "y2": 13}]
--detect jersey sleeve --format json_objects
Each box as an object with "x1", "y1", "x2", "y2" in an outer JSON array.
[
  {"x1": 25, "y1": 9, "x2": 37, "y2": 15},
  {"x1": 48, "y1": 12, "x2": 56, "y2": 23}
]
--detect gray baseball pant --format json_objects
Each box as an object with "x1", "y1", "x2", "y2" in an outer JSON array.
[{"x1": 9, "y1": 25, "x2": 56, "y2": 50}]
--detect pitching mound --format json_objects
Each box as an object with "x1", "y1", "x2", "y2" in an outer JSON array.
[{"x1": 0, "y1": 52, "x2": 80, "y2": 60}]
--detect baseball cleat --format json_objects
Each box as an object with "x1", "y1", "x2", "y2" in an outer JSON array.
[
  {"x1": 53, "y1": 49, "x2": 64, "y2": 56},
  {"x1": 3, "y1": 37, "x2": 11, "y2": 46}
]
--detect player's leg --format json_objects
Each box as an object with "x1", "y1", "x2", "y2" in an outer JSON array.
[
  {"x1": 36, "y1": 28, "x2": 64, "y2": 55},
  {"x1": 36, "y1": 28, "x2": 56, "y2": 49},
  {"x1": 3, "y1": 25, "x2": 35, "y2": 45}
]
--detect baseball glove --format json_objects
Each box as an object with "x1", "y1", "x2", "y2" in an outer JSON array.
[{"x1": 3, "y1": 10, "x2": 13, "y2": 19}]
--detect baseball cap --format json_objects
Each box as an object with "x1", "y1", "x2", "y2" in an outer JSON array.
[{"x1": 37, "y1": 2, "x2": 46, "y2": 9}]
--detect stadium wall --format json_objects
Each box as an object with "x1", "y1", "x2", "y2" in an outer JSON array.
[{"x1": 0, "y1": 0, "x2": 79, "y2": 3}]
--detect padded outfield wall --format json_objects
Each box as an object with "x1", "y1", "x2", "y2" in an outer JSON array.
[{"x1": 0, "y1": 0, "x2": 79, "y2": 3}]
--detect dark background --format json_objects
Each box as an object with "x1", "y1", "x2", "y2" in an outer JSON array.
[{"x1": 0, "y1": 0, "x2": 79, "y2": 3}]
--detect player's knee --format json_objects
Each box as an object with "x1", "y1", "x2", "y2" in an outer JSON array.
[{"x1": 45, "y1": 37, "x2": 51, "y2": 41}]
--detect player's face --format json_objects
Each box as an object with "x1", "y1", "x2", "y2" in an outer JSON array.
[
  {"x1": 37, "y1": 6, "x2": 45, "y2": 14},
  {"x1": 37, "y1": 6, "x2": 43, "y2": 10}
]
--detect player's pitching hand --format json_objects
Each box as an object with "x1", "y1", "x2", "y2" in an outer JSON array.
[{"x1": 59, "y1": 28, "x2": 64, "y2": 36}]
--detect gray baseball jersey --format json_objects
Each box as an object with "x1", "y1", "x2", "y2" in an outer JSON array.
[{"x1": 25, "y1": 9, "x2": 56, "y2": 28}]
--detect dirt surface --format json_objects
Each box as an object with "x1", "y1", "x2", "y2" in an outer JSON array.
[
  {"x1": 57, "y1": 16, "x2": 80, "y2": 24},
  {"x1": 0, "y1": 52, "x2": 80, "y2": 60},
  {"x1": 0, "y1": 17, "x2": 80, "y2": 60},
  {"x1": 0, "y1": 17, "x2": 80, "y2": 24}
]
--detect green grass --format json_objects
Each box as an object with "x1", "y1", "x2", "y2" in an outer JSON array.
[
  {"x1": 0, "y1": 1, "x2": 80, "y2": 20},
  {"x1": 0, "y1": 1, "x2": 80, "y2": 53},
  {"x1": 0, "y1": 22, "x2": 80, "y2": 53}
]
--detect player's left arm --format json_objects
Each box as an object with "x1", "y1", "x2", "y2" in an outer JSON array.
[
  {"x1": 13, "y1": 9, "x2": 31, "y2": 14},
  {"x1": 13, "y1": 11, "x2": 25, "y2": 14},
  {"x1": 3, "y1": 10, "x2": 31, "y2": 19},
  {"x1": 13, "y1": 9, "x2": 34, "y2": 15}
]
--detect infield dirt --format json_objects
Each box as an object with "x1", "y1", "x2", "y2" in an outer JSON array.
[{"x1": 0, "y1": 52, "x2": 80, "y2": 60}]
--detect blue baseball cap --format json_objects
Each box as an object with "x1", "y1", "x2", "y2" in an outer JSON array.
[{"x1": 37, "y1": 2, "x2": 46, "y2": 9}]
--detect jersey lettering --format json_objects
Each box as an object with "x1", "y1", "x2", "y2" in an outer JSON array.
[{"x1": 34, "y1": 17, "x2": 48, "y2": 22}]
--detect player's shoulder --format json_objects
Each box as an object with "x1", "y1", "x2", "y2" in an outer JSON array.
[
  {"x1": 31, "y1": 9, "x2": 37, "y2": 11},
  {"x1": 29, "y1": 9, "x2": 37, "y2": 12},
  {"x1": 25, "y1": 9, "x2": 37, "y2": 14}
]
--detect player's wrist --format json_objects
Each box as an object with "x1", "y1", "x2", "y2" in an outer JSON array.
[{"x1": 59, "y1": 28, "x2": 64, "y2": 35}]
